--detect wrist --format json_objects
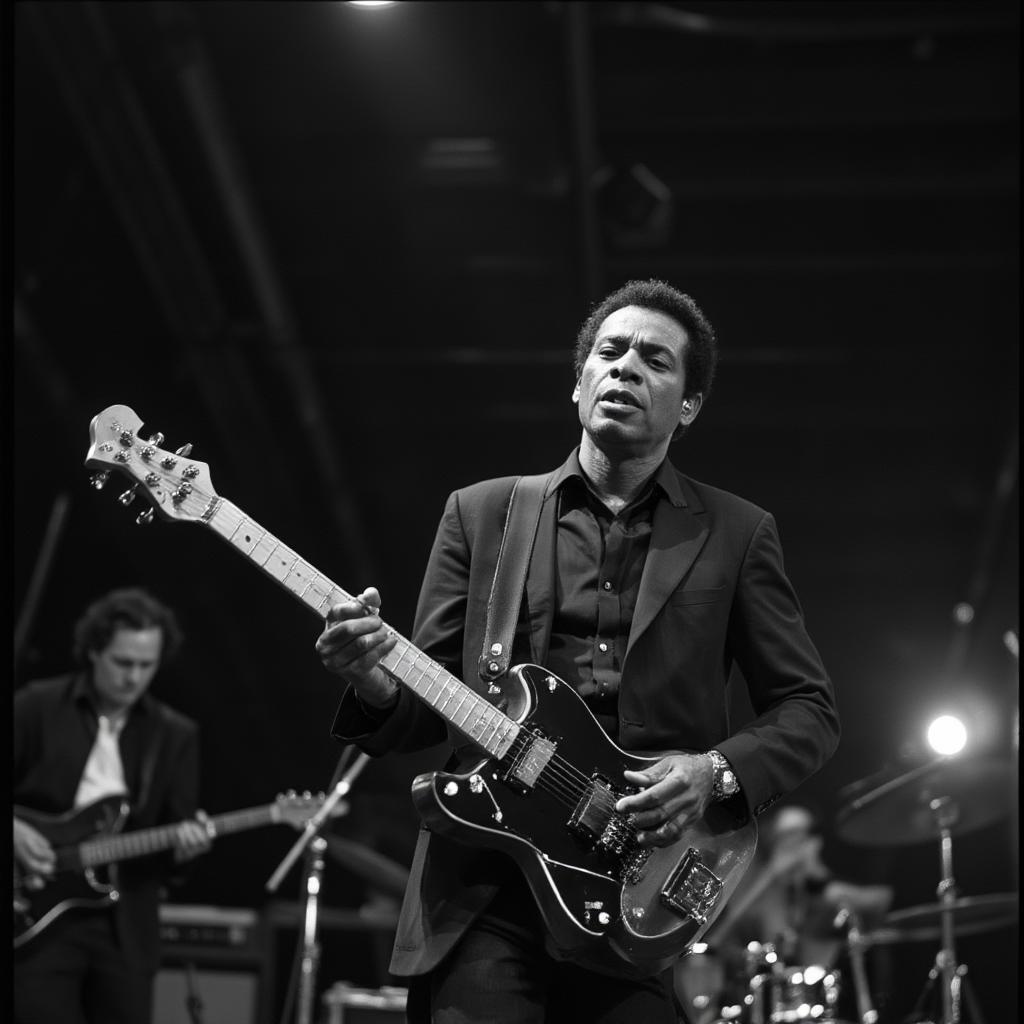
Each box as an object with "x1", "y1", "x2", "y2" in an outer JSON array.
[{"x1": 706, "y1": 749, "x2": 740, "y2": 802}]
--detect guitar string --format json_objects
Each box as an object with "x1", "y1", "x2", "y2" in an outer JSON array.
[{"x1": 172, "y1": 487, "x2": 641, "y2": 842}]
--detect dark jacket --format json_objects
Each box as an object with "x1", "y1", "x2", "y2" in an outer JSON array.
[
  {"x1": 13, "y1": 673, "x2": 201, "y2": 973},
  {"x1": 332, "y1": 454, "x2": 840, "y2": 976}
]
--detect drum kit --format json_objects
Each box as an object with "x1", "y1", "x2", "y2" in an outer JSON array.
[{"x1": 675, "y1": 755, "x2": 1018, "y2": 1024}]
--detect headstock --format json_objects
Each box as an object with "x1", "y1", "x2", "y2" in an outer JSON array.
[
  {"x1": 273, "y1": 791, "x2": 349, "y2": 829},
  {"x1": 85, "y1": 405, "x2": 218, "y2": 526}
]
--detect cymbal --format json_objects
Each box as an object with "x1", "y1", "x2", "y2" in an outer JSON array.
[
  {"x1": 323, "y1": 834, "x2": 410, "y2": 898},
  {"x1": 861, "y1": 893, "x2": 1018, "y2": 946},
  {"x1": 834, "y1": 756, "x2": 1015, "y2": 847}
]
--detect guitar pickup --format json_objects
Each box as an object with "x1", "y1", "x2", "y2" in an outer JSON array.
[
  {"x1": 660, "y1": 847, "x2": 723, "y2": 925},
  {"x1": 500, "y1": 730, "x2": 556, "y2": 791},
  {"x1": 568, "y1": 777, "x2": 614, "y2": 841}
]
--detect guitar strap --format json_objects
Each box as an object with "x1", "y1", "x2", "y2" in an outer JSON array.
[{"x1": 478, "y1": 473, "x2": 551, "y2": 684}]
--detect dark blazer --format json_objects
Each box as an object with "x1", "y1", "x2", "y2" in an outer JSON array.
[
  {"x1": 332, "y1": 453, "x2": 840, "y2": 976},
  {"x1": 13, "y1": 673, "x2": 201, "y2": 973}
]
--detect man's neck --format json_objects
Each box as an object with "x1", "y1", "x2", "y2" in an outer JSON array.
[{"x1": 578, "y1": 433, "x2": 668, "y2": 514}]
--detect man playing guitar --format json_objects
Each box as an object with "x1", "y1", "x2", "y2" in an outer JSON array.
[
  {"x1": 14, "y1": 587, "x2": 213, "y2": 1024},
  {"x1": 316, "y1": 280, "x2": 840, "y2": 1023}
]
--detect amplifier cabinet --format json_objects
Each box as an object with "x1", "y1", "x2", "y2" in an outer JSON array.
[{"x1": 322, "y1": 982, "x2": 408, "y2": 1024}]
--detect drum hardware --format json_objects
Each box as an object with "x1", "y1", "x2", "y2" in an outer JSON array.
[
  {"x1": 835, "y1": 907, "x2": 878, "y2": 1024},
  {"x1": 835, "y1": 757, "x2": 1016, "y2": 1024}
]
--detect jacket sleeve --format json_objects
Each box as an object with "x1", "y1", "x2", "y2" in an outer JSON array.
[
  {"x1": 718, "y1": 512, "x2": 840, "y2": 816},
  {"x1": 330, "y1": 490, "x2": 468, "y2": 755}
]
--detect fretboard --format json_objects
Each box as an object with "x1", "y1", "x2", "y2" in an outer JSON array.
[
  {"x1": 203, "y1": 499, "x2": 520, "y2": 759},
  {"x1": 78, "y1": 804, "x2": 282, "y2": 869}
]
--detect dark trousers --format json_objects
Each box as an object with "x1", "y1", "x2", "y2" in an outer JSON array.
[
  {"x1": 14, "y1": 911, "x2": 155, "y2": 1024},
  {"x1": 406, "y1": 872, "x2": 683, "y2": 1024}
]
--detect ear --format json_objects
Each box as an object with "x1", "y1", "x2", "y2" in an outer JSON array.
[
  {"x1": 572, "y1": 379, "x2": 581, "y2": 403},
  {"x1": 679, "y1": 393, "x2": 703, "y2": 427}
]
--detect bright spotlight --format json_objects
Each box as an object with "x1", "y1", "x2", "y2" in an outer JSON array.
[
  {"x1": 926, "y1": 714, "x2": 967, "y2": 756},
  {"x1": 347, "y1": 1, "x2": 396, "y2": 7}
]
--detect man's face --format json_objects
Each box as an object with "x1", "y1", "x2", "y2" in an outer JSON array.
[
  {"x1": 89, "y1": 626, "x2": 164, "y2": 714},
  {"x1": 573, "y1": 305, "x2": 699, "y2": 455}
]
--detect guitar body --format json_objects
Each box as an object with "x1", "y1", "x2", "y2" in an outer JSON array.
[
  {"x1": 412, "y1": 664, "x2": 758, "y2": 976},
  {"x1": 14, "y1": 796, "x2": 129, "y2": 950}
]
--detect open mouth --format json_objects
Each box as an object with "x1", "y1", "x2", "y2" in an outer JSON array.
[{"x1": 599, "y1": 388, "x2": 641, "y2": 408}]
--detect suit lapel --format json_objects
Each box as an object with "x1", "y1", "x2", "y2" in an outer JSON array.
[{"x1": 625, "y1": 496, "x2": 709, "y2": 660}]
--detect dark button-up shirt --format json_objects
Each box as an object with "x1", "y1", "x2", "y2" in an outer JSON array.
[{"x1": 544, "y1": 452, "x2": 686, "y2": 742}]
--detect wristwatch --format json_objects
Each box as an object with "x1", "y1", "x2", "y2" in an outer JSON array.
[{"x1": 707, "y1": 749, "x2": 740, "y2": 802}]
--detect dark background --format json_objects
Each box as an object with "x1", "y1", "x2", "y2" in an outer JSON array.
[{"x1": 13, "y1": 2, "x2": 1018, "y2": 1021}]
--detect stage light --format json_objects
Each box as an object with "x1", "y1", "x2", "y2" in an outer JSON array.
[
  {"x1": 926, "y1": 714, "x2": 967, "y2": 756},
  {"x1": 347, "y1": 1, "x2": 397, "y2": 7}
]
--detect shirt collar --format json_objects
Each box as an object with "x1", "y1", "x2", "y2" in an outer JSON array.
[
  {"x1": 71, "y1": 671, "x2": 154, "y2": 720},
  {"x1": 551, "y1": 447, "x2": 687, "y2": 509}
]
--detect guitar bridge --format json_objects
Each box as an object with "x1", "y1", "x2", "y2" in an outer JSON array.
[{"x1": 660, "y1": 847, "x2": 723, "y2": 925}]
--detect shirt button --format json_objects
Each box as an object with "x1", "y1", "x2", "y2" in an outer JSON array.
[
  {"x1": 603, "y1": 581, "x2": 613, "y2": 591},
  {"x1": 598, "y1": 642, "x2": 608, "y2": 653}
]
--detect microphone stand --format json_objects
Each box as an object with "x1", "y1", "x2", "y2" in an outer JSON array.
[
  {"x1": 266, "y1": 748, "x2": 370, "y2": 1024},
  {"x1": 184, "y1": 959, "x2": 205, "y2": 1024}
]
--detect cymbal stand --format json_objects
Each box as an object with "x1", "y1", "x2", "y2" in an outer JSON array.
[{"x1": 909, "y1": 795, "x2": 985, "y2": 1024}]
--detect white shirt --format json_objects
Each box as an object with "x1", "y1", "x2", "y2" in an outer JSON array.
[{"x1": 73, "y1": 713, "x2": 129, "y2": 808}]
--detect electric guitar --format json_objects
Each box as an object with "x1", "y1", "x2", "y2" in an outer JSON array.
[
  {"x1": 14, "y1": 790, "x2": 340, "y2": 950},
  {"x1": 85, "y1": 404, "x2": 757, "y2": 976}
]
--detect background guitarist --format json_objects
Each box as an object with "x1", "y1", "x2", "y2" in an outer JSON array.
[
  {"x1": 13, "y1": 586, "x2": 213, "y2": 1024},
  {"x1": 316, "y1": 279, "x2": 841, "y2": 1023}
]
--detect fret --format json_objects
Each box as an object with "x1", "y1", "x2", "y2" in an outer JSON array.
[
  {"x1": 251, "y1": 532, "x2": 279, "y2": 568},
  {"x1": 283, "y1": 561, "x2": 317, "y2": 599},
  {"x1": 228, "y1": 519, "x2": 263, "y2": 556},
  {"x1": 265, "y1": 549, "x2": 298, "y2": 583},
  {"x1": 449, "y1": 690, "x2": 471, "y2": 725}
]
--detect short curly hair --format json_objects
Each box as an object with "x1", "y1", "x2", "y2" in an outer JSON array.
[
  {"x1": 72, "y1": 587, "x2": 184, "y2": 666},
  {"x1": 572, "y1": 279, "x2": 719, "y2": 403}
]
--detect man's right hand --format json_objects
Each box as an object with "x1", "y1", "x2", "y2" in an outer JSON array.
[
  {"x1": 13, "y1": 817, "x2": 55, "y2": 878},
  {"x1": 316, "y1": 586, "x2": 400, "y2": 709}
]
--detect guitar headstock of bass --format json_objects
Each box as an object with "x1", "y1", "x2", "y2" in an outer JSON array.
[{"x1": 85, "y1": 404, "x2": 219, "y2": 526}]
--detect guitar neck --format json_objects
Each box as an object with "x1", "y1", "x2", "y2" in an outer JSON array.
[
  {"x1": 202, "y1": 499, "x2": 520, "y2": 759},
  {"x1": 79, "y1": 804, "x2": 283, "y2": 869}
]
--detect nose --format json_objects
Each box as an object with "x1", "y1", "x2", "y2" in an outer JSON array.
[{"x1": 609, "y1": 349, "x2": 643, "y2": 383}]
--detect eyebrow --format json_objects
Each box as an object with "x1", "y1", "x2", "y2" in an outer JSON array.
[{"x1": 595, "y1": 335, "x2": 678, "y2": 361}]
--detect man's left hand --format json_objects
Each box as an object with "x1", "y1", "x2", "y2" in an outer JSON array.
[
  {"x1": 172, "y1": 810, "x2": 214, "y2": 863},
  {"x1": 615, "y1": 753, "x2": 714, "y2": 847}
]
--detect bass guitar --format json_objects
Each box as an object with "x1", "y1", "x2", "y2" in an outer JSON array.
[
  {"x1": 14, "y1": 790, "x2": 337, "y2": 950},
  {"x1": 85, "y1": 404, "x2": 757, "y2": 976}
]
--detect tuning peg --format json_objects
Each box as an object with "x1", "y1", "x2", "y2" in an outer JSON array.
[
  {"x1": 118, "y1": 485, "x2": 139, "y2": 506},
  {"x1": 148, "y1": 432, "x2": 165, "y2": 446},
  {"x1": 90, "y1": 472, "x2": 110, "y2": 490},
  {"x1": 136, "y1": 508, "x2": 155, "y2": 525},
  {"x1": 175, "y1": 443, "x2": 193, "y2": 457}
]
